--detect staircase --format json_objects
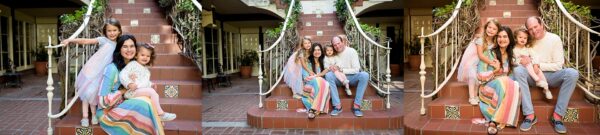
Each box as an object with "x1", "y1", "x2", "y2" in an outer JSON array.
[
  {"x1": 247, "y1": 0, "x2": 401, "y2": 129},
  {"x1": 404, "y1": 0, "x2": 600, "y2": 134},
  {"x1": 53, "y1": 0, "x2": 203, "y2": 134}
]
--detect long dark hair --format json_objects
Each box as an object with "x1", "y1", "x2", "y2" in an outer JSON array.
[
  {"x1": 308, "y1": 43, "x2": 324, "y2": 73},
  {"x1": 493, "y1": 26, "x2": 515, "y2": 74},
  {"x1": 113, "y1": 34, "x2": 137, "y2": 70}
]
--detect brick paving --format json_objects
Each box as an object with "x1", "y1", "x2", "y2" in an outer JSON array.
[{"x1": 0, "y1": 70, "x2": 406, "y2": 135}]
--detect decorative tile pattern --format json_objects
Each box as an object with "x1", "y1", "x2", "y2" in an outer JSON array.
[
  {"x1": 316, "y1": 31, "x2": 323, "y2": 36},
  {"x1": 517, "y1": 0, "x2": 525, "y2": 5},
  {"x1": 361, "y1": 100, "x2": 372, "y2": 110},
  {"x1": 128, "y1": 0, "x2": 135, "y2": 4},
  {"x1": 503, "y1": 11, "x2": 511, "y2": 18},
  {"x1": 115, "y1": 8, "x2": 122, "y2": 14},
  {"x1": 305, "y1": 22, "x2": 312, "y2": 27},
  {"x1": 130, "y1": 20, "x2": 139, "y2": 27},
  {"x1": 164, "y1": 85, "x2": 179, "y2": 98},
  {"x1": 489, "y1": 0, "x2": 496, "y2": 6},
  {"x1": 445, "y1": 105, "x2": 460, "y2": 120},
  {"x1": 276, "y1": 100, "x2": 288, "y2": 110},
  {"x1": 151, "y1": 34, "x2": 160, "y2": 44},
  {"x1": 327, "y1": 21, "x2": 333, "y2": 26},
  {"x1": 143, "y1": 8, "x2": 151, "y2": 14},
  {"x1": 316, "y1": 14, "x2": 322, "y2": 18},
  {"x1": 563, "y1": 108, "x2": 579, "y2": 122},
  {"x1": 75, "y1": 127, "x2": 93, "y2": 135}
]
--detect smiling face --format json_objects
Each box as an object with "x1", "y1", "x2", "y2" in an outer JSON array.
[
  {"x1": 515, "y1": 31, "x2": 529, "y2": 46},
  {"x1": 332, "y1": 37, "x2": 345, "y2": 53},
  {"x1": 485, "y1": 22, "x2": 499, "y2": 38},
  {"x1": 136, "y1": 47, "x2": 152, "y2": 66},
  {"x1": 120, "y1": 39, "x2": 137, "y2": 62},
  {"x1": 302, "y1": 39, "x2": 312, "y2": 50},
  {"x1": 526, "y1": 17, "x2": 545, "y2": 40},
  {"x1": 496, "y1": 31, "x2": 510, "y2": 48},
  {"x1": 104, "y1": 24, "x2": 121, "y2": 41},
  {"x1": 325, "y1": 46, "x2": 335, "y2": 56},
  {"x1": 312, "y1": 45, "x2": 322, "y2": 58}
]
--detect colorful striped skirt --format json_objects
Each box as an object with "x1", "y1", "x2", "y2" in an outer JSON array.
[
  {"x1": 302, "y1": 77, "x2": 331, "y2": 114},
  {"x1": 478, "y1": 76, "x2": 520, "y2": 128},
  {"x1": 96, "y1": 97, "x2": 164, "y2": 135}
]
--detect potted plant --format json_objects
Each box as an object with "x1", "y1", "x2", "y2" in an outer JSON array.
[
  {"x1": 407, "y1": 36, "x2": 430, "y2": 71},
  {"x1": 239, "y1": 49, "x2": 259, "y2": 78},
  {"x1": 34, "y1": 47, "x2": 49, "y2": 76}
]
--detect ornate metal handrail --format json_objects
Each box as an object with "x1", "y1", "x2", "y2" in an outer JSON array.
[
  {"x1": 552, "y1": 0, "x2": 600, "y2": 99},
  {"x1": 418, "y1": 0, "x2": 465, "y2": 115},
  {"x1": 341, "y1": 0, "x2": 392, "y2": 109},
  {"x1": 257, "y1": 0, "x2": 298, "y2": 108},
  {"x1": 168, "y1": 0, "x2": 203, "y2": 77},
  {"x1": 45, "y1": 0, "x2": 97, "y2": 134}
]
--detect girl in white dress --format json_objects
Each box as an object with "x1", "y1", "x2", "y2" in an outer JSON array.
[
  {"x1": 119, "y1": 43, "x2": 177, "y2": 121},
  {"x1": 513, "y1": 28, "x2": 551, "y2": 99},
  {"x1": 60, "y1": 18, "x2": 121, "y2": 127},
  {"x1": 316, "y1": 45, "x2": 351, "y2": 95}
]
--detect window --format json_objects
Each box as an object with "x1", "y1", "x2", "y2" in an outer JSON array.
[
  {"x1": 222, "y1": 32, "x2": 230, "y2": 72},
  {"x1": 204, "y1": 27, "x2": 218, "y2": 76},
  {"x1": 0, "y1": 16, "x2": 8, "y2": 71}
]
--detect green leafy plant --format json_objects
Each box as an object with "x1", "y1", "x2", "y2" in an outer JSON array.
[
  {"x1": 35, "y1": 47, "x2": 49, "y2": 62},
  {"x1": 408, "y1": 36, "x2": 431, "y2": 55},
  {"x1": 159, "y1": 0, "x2": 174, "y2": 8},
  {"x1": 240, "y1": 50, "x2": 259, "y2": 66},
  {"x1": 176, "y1": 0, "x2": 195, "y2": 12},
  {"x1": 265, "y1": 0, "x2": 301, "y2": 40},
  {"x1": 360, "y1": 24, "x2": 381, "y2": 38},
  {"x1": 60, "y1": 0, "x2": 106, "y2": 24},
  {"x1": 334, "y1": 0, "x2": 356, "y2": 22}
]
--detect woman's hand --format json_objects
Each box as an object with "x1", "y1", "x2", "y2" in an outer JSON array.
[
  {"x1": 60, "y1": 39, "x2": 72, "y2": 46},
  {"x1": 491, "y1": 61, "x2": 501, "y2": 69},
  {"x1": 304, "y1": 75, "x2": 315, "y2": 82}
]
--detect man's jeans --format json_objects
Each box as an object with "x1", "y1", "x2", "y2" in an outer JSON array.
[
  {"x1": 326, "y1": 71, "x2": 369, "y2": 108},
  {"x1": 514, "y1": 66, "x2": 578, "y2": 116}
]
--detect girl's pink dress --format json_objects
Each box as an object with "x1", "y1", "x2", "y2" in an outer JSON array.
[
  {"x1": 76, "y1": 37, "x2": 116, "y2": 105},
  {"x1": 457, "y1": 38, "x2": 482, "y2": 82}
]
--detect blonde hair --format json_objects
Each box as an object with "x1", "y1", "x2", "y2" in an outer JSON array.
[
  {"x1": 482, "y1": 19, "x2": 502, "y2": 45},
  {"x1": 513, "y1": 27, "x2": 533, "y2": 48},
  {"x1": 297, "y1": 37, "x2": 312, "y2": 51}
]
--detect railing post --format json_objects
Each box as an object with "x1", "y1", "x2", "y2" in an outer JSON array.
[
  {"x1": 386, "y1": 40, "x2": 391, "y2": 109},
  {"x1": 258, "y1": 45, "x2": 263, "y2": 108},
  {"x1": 419, "y1": 27, "x2": 426, "y2": 115},
  {"x1": 46, "y1": 36, "x2": 55, "y2": 135}
]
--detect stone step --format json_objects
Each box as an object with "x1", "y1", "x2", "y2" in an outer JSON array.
[
  {"x1": 300, "y1": 30, "x2": 346, "y2": 38},
  {"x1": 300, "y1": 25, "x2": 343, "y2": 31},
  {"x1": 438, "y1": 81, "x2": 585, "y2": 101},
  {"x1": 480, "y1": 17, "x2": 532, "y2": 28},
  {"x1": 483, "y1": 4, "x2": 537, "y2": 11},
  {"x1": 112, "y1": 13, "x2": 165, "y2": 19},
  {"x1": 118, "y1": 18, "x2": 169, "y2": 26},
  {"x1": 264, "y1": 95, "x2": 386, "y2": 111},
  {"x1": 109, "y1": 0, "x2": 157, "y2": 4},
  {"x1": 109, "y1": 2, "x2": 160, "y2": 8},
  {"x1": 54, "y1": 115, "x2": 202, "y2": 135},
  {"x1": 149, "y1": 66, "x2": 202, "y2": 81},
  {"x1": 479, "y1": 10, "x2": 540, "y2": 18},
  {"x1": 112, "y1": 7, "x2": 164, "y2": 15},
  {"x1": 427, "y1": 97, "x2": 597, "y2": 123},
  {"x1": 300, "y1": 14, "x2": 337, "y2": 20},
  {"x1": 247, "y1": 105, "x2": 402, "y2": 129},
  {"x1": 67, "y1": 98, "x2": 202, "y2": 121},
  {"x1": 153, "y1": 80, "x2": 203, "y2": 98},
  {"x1": 132, "y1": 33, "x2": 178, "y2": 44},
  {"x1": 403, "y1": 110, "x2": 600, "y2": 135},
  {"x1": 154, "y1": 54, "x2": 195, "y2": 66},
  {"x1": 153, "y1": 43, "x2": 182, "y2": 54},
  {"x1": 486, "y1": 0, "x2": 538, "y2": 5},
  {"x1": 122, "y1": 25, "x2": 174, "y2": 34},
  {"x1": 270, "y1": 83, "x2": 379, "y2": 99}
]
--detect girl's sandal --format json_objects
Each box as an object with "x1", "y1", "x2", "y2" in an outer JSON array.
[
  {"x1": 487, "y1": 121, "x2": 498, "y2": 135},
  {"x1": 308, "y1": 109, "x2": 316, "y2": 119}
]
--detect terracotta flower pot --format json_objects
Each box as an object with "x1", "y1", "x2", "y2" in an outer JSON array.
[
  {"x1": 240, "y1": 66, "x2": 253, "y2": 78},
  {"x1": 408, "y1": 55, "x2": 421, "y2": 71},
  {"x1": 390, "y1": 64, "x2": 401, "y2": 77},
  {"x1": 35, "y1": 61, "x2": 48, "y2": 76}
]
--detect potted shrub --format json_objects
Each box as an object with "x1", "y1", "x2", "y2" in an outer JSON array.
[
  {"x1": 34, "y1": 47, "x2": 49, "y2": 76},
  {"x1": 239, "y1": 49, "x2": 258, "y2": 78},
  {"x1": 407, "y1": 36, "x2": 430, "y2": 71}
]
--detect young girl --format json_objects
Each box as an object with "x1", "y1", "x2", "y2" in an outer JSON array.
[
  {"x1": 283, "y1": 37, "x2": 315, "y2": 99},
  {"x1": 513, "y1": 28, "x2": 551, "y2": 99},
  {"x1": 458, "y1": 19, "x2": 501, "y2": 105},
  {"x1": 119, "y1": 43, "x2": 177, "y2": 121},
  {"x1": 61, "y1": 18, "x2": 121, "y2": 127},
  {"x1": 317, "y1": 45, "x2": 351, "y2": 95}
]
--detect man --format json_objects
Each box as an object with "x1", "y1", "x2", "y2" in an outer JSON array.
[
  {"x1": 517, "y1": 16, "x2": 579, "y2": 134},
  {"x1": 326, "y1": 35, "x2": 370, "y2": 117}
]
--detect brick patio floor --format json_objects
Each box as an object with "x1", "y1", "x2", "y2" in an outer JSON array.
[{"x1": 0, "y1": 70, "x2": 405, "y2": 135}]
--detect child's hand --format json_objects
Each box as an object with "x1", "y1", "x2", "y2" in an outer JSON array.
[
  {"x1": 127, "y1": 83, "x2": 138, "y2": 90},
  {"x1": 129, "y1": 74, "x2": 138, "y2": 81},
  {"x1": 303, "y1": 85, "x2": 313, "y2": 93},
  {"x1": 533, "y1": 64, "x2": 541, "y2": 74},
  {"x1": 491, "y1": 61, "x2": 501, "y2": 69},
  {"x1": 520, "y1": 56, "x2": 531, "y2": 65}
]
